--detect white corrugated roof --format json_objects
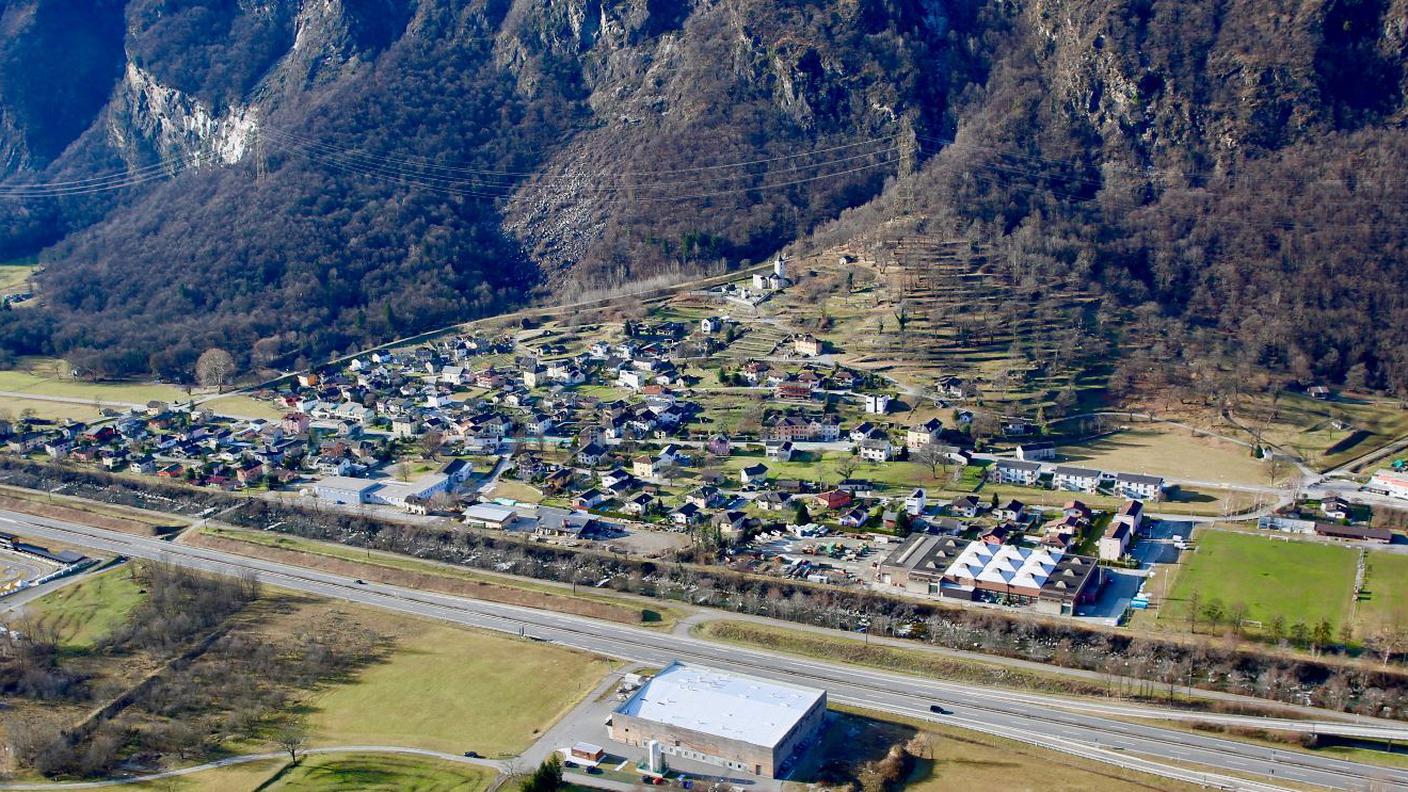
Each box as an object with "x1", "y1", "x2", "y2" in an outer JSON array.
[
  {"x1": 944, "y1": 541, "x2": 1066, "y2": 589},
  {"x1": 615, "y1": 662, "x2": 824, "y2": 748}
]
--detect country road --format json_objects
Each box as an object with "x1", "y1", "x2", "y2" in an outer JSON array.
[{"x1": 2, "y1": 509, "x2": 1405, "y2": 791}]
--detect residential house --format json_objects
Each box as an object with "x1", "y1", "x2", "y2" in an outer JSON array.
[
  {"x1": 840, "y1": 508, "x2": 870, "y2": 529},
  {"x1": 1114, "y1": 473, "x2": 1165, "y2": 501},
  {"x1": 1015, "y1": 442, "x2": 1055, "y2": 462},
  {"x1": 755, "y1": 491, "x2": 791, "y2": 512},
  {"x1": 992, "y1": 460, "x2": 1042, "y2": 487},
  {"x1": 905, "y1": 419, "x2": 943, "y2": 451},
  {"x1": 948, "y1": 495, "x2": 982, "y2": 518},
  {"x1": 574, "y1": 489, "x2": 607, "y2": 509},
  {"x1": 863, "y1": 394, "x2": 891, "y2": 415},
  {"x1": 706, "y1": 434, "x2": 731, "y2": 457},
  {"x1": 633, "y1": 455, "x2": 659, "y2": 479},
  {"x1": 859, "y1": 438, "x2": 893, "y2": 462},
  {"x1": 739, "y1": 463, "x2": 770, "y2": 486},
  {"x1": 623, "y1": 492, "x2": 656, "y2": 516},
  {"x1": 671, "y1": 502, "x2": 702, "y2": 527},
  {"x1": 994, "y1": 499, "x2": 1026, "y2": 522},
  {"x1": 765, "y1": 440, "x2": 795, "y2": 462},
  {"x1": 576, "y1": 442, "x2": 608, "y2": 467},
  {"x1": 1320, "y1": 496, "x2": 1350, "y2": 520},
  {"x1": 1052, "y1": 465, "x2": 1102, "y2": 493},
  {"x1": 794, "y1": 334, "x2": 824, "y2": 357},
  {"x1": 1097, "y1": 522, "x2": 1131, "y2": 561},
  {"x1": 816, "y1": 489, "x2": 853, "y2": 511},
  {"x1": 713, "y1": 510, "x2": 749, "y2": 538},
  {"x1": 1112, "y1": 500, "x2": 1144, "y2": 535},
  {"x1": 904, "y1": 488, "x2": 927, "y2": 516}
]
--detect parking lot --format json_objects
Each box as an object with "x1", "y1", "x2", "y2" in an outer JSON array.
[{"x1": 742, "y1": 530, "x2": 889, "y2": 585}]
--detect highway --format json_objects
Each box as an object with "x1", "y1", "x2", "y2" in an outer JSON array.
[{"x1": 2, "y1": 509, "x2": 1405, "y2": 792}]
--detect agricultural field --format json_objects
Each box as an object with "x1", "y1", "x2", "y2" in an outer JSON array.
[
  {"x1": 27, "y1": 566, "x2": 146, "y2": 648},
  {"x1": 1159, "y1": 530, "x2": 1359, "y2": 637},
  {"x1": 306, "y1": 605, "x2": 614, "y2": 756},
  {"x1": 1054, "y1": 427, "x2": 1269, "y2": 486},
  {"x1": 1358, "y1": 552, "x2": 1408, "y2": 637},
  {"x1": 762, "y1": 239, "x2": 1109, "y2": 415}
]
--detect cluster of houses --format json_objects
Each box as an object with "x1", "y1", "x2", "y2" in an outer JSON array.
[{"x1": 0, "y1": 404, "x2": 322, "y2": 490}]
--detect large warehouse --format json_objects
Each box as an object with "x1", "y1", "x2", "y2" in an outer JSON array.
[{"x1": 607, "y1": 661, "x2": 827, "y2": 778}]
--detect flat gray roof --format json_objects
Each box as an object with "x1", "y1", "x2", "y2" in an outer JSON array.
[{"x1": 615, "y1": 661, "x2": 824, "y2": 748}]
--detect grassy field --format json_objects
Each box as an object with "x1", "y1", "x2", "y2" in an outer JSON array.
[
  {"x1": 307, "y1": 606, "x2": 614, "y2": 756},
  {"x1": 1358, "y1": 552, "x2": 1408, "y2": 637},
  {"x1": 1055, "y1": 427, "x2": 1268, "y2": 485},
  {"x1": 483, "y1": 480, "x2": 544, "y2": 503},
  {"x1": 127, "y1": 759, "x2": 287, "y2": 791},
  {"x1": 0, "y1": 262, "x2": 36, "y2": 293},
  {"x1": 0, "y1": 361, "x2": 190, "y2": 404},
  {"x1": 202, "y1": 394, "x2": 288, "y2": 420},
  {"x1": 1226, "y1": 392, "x2": 1408, "y2": 471},
  {"x1": 124, "y1": 753, "x2": 493, "y2": 791},
  {"x1": 0, "y1": 396, "x2": 104, "y2": 422},
  {"x1": 266, "y1": 753, "x2": 494, "y2": 791},
  {"x1": 1159, "y1": 530, "x2": 1358, "y2": 636},
  {"x1": 28, "y1": 566, "x2": 145, "y2": 648},
  {"x1": 816, "y1": 706, "x2": 1204, "y2": 792},
  {"x1": 720, "y1": 453, "x2": 981, "y2": 493}
]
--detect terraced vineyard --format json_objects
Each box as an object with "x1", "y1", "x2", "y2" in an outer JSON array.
[{"x1": 770, "y1": 234, "x2": 1111, "y2": 414}]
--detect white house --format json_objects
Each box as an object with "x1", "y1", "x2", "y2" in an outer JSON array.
[
  {"x1": 993, "y1": 460, "x2": 1042, "y2": 487},
  {"x1": 859, "y1": 438, "x2": 893, "y2": 462},
  {"x1": 765, "y1": 440, "x2": 795, "y2": 462},
  {"x1": 740, "y1": 463, "x2": 770, "y2": 486},
  {"x1": 1015, "y1": 442, "x2": 1055, "y2": 462},
  {"x1": 1114, "y1": 473, "x2": 1165, "y2": 501},
  {"x1": 1052, "y1": 465, "x2": 1102, "y2": 492},
  {"x1": 904, "y1": 488, "x2": 926, "y2": 516},
  {"x1": 863, "y1": 394, "x2": 891, "y2": 415}
]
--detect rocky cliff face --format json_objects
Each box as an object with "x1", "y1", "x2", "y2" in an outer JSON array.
[{"x1": 0, "y1": 0, "x2": 1403, "y2": 386}]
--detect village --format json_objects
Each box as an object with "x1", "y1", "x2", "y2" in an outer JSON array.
[{"x1": 1, "y1": 254, "x2": 1404, "y2": 631}]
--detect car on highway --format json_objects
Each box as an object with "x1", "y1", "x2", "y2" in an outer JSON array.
[{"x1": 929, "y1": 703, "x2": 950, "y2": 714}]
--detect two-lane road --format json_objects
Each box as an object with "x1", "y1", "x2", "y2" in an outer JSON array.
[{"x1": 3, "y1": 509, "x2": 1405, "y2": 791}]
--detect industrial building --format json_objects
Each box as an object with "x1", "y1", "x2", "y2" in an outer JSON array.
[
  {"x1": 877, "y1": 534, "x2": 1102, "y2": 614},
  {"x1": 607, "y1": 661, "x2": 827, "y2": 778}
]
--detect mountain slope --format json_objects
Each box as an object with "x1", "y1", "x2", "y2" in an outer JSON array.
[{"x1": 0, "y1": 0, "x2": 1404, "y2": 394}]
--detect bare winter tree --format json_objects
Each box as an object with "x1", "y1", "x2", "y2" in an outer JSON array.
[
  {"x1": 195, "y1": 348, "x2": 237, "y2": 393},
  {"x1": 274, "y1": 721, "x2": 308, "y2": 764}
]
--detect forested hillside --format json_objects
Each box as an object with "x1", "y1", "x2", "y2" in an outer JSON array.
[{"x1": 0, "y1": 0, "x2": 1404, "y2": 395}]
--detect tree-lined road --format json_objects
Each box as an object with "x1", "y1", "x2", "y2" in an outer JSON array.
[{"x1": 4, "y1": 510, "x2": 1406, "y2": 790}]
